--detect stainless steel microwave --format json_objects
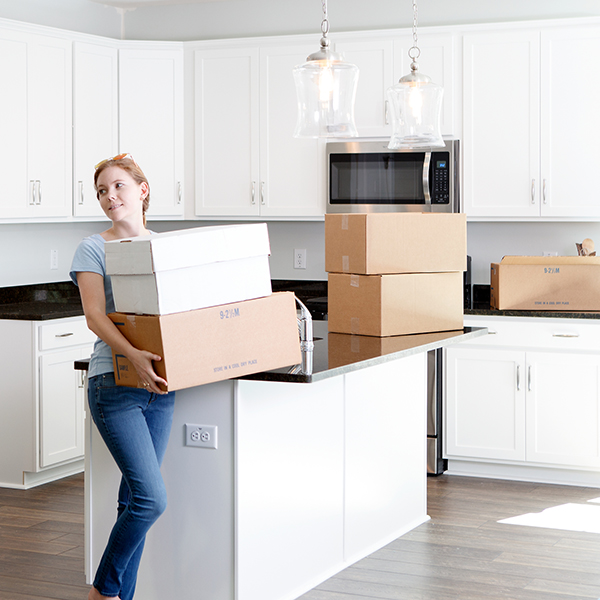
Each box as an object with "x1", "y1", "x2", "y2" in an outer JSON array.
[{"x1": 326, "y1": 139, "x2": 460, "y2": 213}]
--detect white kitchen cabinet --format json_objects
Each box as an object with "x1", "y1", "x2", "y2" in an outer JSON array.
[
  {"x1": 73, "y1": 41, "x2": 119, "y2": 218},
  {"x1": 446, "y1": 347, "x2": 526, "y2": 461},
  {"x1": 463, "y1": 23, "x2": 600, "y2": 219},
  {"x1": 194, "y1": 40, "x2": 324, "y2": 219},
  {"x1": 119, "y1": 46, "x2": 185, "y2": 218},
  {"x1": 446, "y1": 316, "x2": 600, "y2": 482},
  {"x1": 0, "y1": 316, "x2": 95, "y2": 488},
  {"x1": 331, "y1": 32, "x2": 456, "y2": 139},
  {"x1": 0, "y1": 29, "x2": 72, "y2": 219},
  {"x1": 332, "y1": 37, "x2": 394, "y2": 137}
]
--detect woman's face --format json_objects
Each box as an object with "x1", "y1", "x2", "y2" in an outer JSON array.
[{"x1": 96, "y1": 165, "x2": 148, "y2": 224}]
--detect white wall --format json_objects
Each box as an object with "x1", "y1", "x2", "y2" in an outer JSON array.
[{"x1": 0, "y1": 220, "x2": 326, "y2": 288}]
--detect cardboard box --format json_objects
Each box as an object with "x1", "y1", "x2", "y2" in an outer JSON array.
[
  {"x1": 325, "y1": 213, "x2": 467, "y2": 274},
  {"x1": 491, "y1": 256, "x2": 600, "y2": 311},
  {"x1": 328, "y1": 272, "x2": 464, "y2": 337},
  {"x1": 108, "y1": 292, "x2": 301, "y2": 392},
  {"x1": 105, "y1": 223, "x2": 272, "y2": 315}
]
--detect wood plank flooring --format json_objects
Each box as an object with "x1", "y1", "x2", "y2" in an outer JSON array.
[{"x1": 2, "y1": 473, "x2": 600, "y2": 599}]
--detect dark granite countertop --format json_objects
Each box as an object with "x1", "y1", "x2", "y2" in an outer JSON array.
[
  {"x1": 74, "y1": 322, "x2": 487, "y2": 383},
  {"x1": 0, "y1": 282, "x2": 83, "y2": 321},
  {"x1": 466, "y1": 307, "x2": 600, "y2": 320}
]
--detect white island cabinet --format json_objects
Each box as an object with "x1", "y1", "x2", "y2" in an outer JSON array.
[
  {"x1": 0, "y1": 316, "x2": 95, "y2": 489},
  {"x1": 85, "y1": 324, "x2": 484, "y2": 600}
]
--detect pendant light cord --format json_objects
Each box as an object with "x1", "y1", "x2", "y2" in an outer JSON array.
[
  {"x1": 321, "y1": 0, "x2": 330, "y2": 37},
  {"x1": 408, "y1": 0, "x2": 421, "y2": 68}
]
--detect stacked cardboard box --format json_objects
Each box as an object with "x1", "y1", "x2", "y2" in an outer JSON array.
[
  {"x1": 326, "y1": 213, "x2": 467, "y2": 337},
  {"x1": 105, "y1": 224, "x2": 301, "y2": 391}
]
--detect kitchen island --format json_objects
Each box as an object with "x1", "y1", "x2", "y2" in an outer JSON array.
[{"x1": 83, "y1": 322, "x2": 486, "y2": 600}]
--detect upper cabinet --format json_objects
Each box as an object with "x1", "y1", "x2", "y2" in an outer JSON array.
[
  {"x1": 332, "y1": 32, "x2": 456, "y2": 139},
  {"x1": 194, "y1": 41, "x2": 324, "y2": 219},
  {"x1": 463, "y1": 23, "x2": 600, "y2": 220},
  {"x1": 73, "y1": 41, "x2": 119, "y2": 218},
  {"x1": 0, "y1": 29, "x2": 72, "y2": 219},
  {"x1": 119, "y1": 46, "x2": 185, "y2": 219}
]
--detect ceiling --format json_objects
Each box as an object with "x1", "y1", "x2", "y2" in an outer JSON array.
[{"x1": 88, "y1": 0, "x2": 228, "y2": 6}]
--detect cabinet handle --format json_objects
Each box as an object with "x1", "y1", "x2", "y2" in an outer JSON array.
[
  {"x1": 55, "y1": 332, "x2": 74, "y2": 338},
  {"x1": 37, "y1": 180, "x2": 42, "y2": 205},
  {"x1": 251, "y1": 181, "x2": 256, "y2": 205},
  {"x1": 552, "y1": 333, "x2": 579, "y2": 338},
  {"x1": 177, "y1": 181, "x2": 182, "y2": 205},
  {"x1": 260, "y1": 181, "x2": 265, "y2": 206},
  {"x1": 531, "y1": 179, "x2": 536, "y2": 204},
  {"x1": 385, "y1": 100, "x2": 389, "y2": 125},
  {"x1": 78, "y1": 181, "x2": 84, "y2": 205},
  {"x1": 30, "y1": 180, "x2": 36, "y2": 205},
  {"x1": 516, "y1": 364, "x2": 520, "y2": 391},
  {"x1": 542, "y1": 179, "x2": 547, "y2": 205},
  {"x1": 528, "y1": 365, "x2": 532, "y2": 392}
]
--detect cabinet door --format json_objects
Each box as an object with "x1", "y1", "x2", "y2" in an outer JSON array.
[
  {"x1": 333, "y1": 38, "x2": 394, "y2": 137},
  {"x1": 39, "y1": 346, "x2": 91, "y2": 468},
  {"x1": 28, "y1": 34, "x2": 72, "y2": 218},
  {"x1": 195, "y1": 47, "x2": 260, "y2": 217},
  {"x1": 540, "y1": 25, "x2": 600, "y2": 218},
  {"x1": 394, "y1": 32, "x2": 456, "y2": 137},
  {"x1": 462, "y1": 30, "x2": 540, "y2": 218},
  {"x1": 445, "y1": 347, "x2": 526, "y2": 461},
  {"x1": 259, "y1": 44, "x2": 324, "y2": 218},
  {"x1": 0, "y1": 30, "x2": 29, "y2": 218},
  {"x1": 526, "y1": 352, "x2": 600, "y2": 468},
  {"x1": 119, "y1": 47, "x2": 184, "y2": 218},
  {"x1": 0, "y1": 30, "x2": 71, "y2": 219},
  {"x1": 73, "y1": 42, "x2": 119, "y2": 218}
]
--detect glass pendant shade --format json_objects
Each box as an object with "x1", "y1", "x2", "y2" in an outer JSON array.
[
  {"x1": 387, "y1": 68, "x2": 444, "y2": 149},
  {"x1": 293, "y1": 46, "x2": 359, "y2": 138}
]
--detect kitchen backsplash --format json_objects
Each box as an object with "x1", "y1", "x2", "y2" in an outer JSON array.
[{"x1": 2, "y1": 219, "x2": 600, "y2": 289}]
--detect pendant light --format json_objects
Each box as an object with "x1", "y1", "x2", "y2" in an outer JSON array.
[
  {"x1": 293, "y1": 0, "x2": 359, "y2": 138},
  {"x1": 386, "y1": 0, "x2": 444, "y2": 149}
]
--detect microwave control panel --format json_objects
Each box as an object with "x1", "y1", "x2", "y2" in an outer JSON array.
[{"x1": 431, "y1": 152, "x2": 450, "y2": 204}]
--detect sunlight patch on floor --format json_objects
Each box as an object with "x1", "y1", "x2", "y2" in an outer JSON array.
[{"x1": 498, "y1": 502, "x2": 600, "y2": 534}]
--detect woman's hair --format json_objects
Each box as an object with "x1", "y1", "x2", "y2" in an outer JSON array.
[{"x1": 94, "y1": 157, "x2": 150, "y2": 221}]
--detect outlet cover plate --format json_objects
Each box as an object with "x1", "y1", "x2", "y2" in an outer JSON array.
[{"x1": 185, "y1": 424, "x2": 218, "y2": 450}]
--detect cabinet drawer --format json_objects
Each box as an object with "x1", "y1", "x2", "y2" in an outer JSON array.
[
  {"x1": 464, "y1": 316, "x2": 600, "y2": 353},
  {"x1": 39, "y1": 318, "x2": 96, "y2": 351}
]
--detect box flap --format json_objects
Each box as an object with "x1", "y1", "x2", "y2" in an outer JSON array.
[
  {"x1": 500, "y1": 255, "x2": 600, "y2": 266},
  {"x1": 105, "y1": 223, "x2": 271, "y2": 275}
]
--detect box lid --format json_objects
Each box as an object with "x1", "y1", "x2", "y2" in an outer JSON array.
[
  {"x1": 105, "y1": 223, "x2": 271, "y2": 275},
  {"x1": 498, "y1": 255, "x2": 600, "y2": 266}
]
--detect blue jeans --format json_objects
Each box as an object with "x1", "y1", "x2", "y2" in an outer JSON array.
[{"x1": 88, "y1": 373, "x2": 176, "y2": 600}]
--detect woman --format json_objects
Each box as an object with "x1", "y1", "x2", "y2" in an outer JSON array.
[{"x1": 70, "y1": 154, "x2": 176, "y2": 600}]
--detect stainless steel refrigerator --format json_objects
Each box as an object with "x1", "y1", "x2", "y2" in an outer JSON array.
[{"x1": 427, "y1": 348, "x2": 448, "y2": 475}]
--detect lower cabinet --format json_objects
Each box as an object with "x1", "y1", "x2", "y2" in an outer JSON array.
[
  {"x1": 445, "y1": 317, "x2": 600, "y2": 478},
  {"x1": 0, "y1": 316, "x2": 95, "y2": 488}
]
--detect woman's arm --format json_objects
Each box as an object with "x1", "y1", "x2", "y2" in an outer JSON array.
[{"x1": 77, "y1": 271, "x2": 168, "y2": 394}]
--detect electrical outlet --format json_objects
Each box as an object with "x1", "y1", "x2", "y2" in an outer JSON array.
[
  {"x1": 294, "y1": 248, "x2": 307, "y2": 269},
  {"x1": 50, "y1": 249, "x2": 58, "y2": 270},
  {"x1": 543, "y1": 251, "x2": 558, "y2": 257},
  {"x1": 185, "y1": 424, "x2": 218, "y2": 449}
]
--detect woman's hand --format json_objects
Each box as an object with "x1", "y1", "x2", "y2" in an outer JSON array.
[
  {"x1": 77, "y1": 271, "x2": 169, "y2": 394},
  {"x1": 128, "y1": 348, "x2": 169, "y2": 395}
]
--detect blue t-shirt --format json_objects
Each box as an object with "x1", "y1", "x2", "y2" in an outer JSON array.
[{"x1": 70, "y1": 234, "x2": 115, "y2": 377}]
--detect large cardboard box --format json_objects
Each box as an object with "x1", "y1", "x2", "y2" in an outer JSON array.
[
  {"x1": 108, "y1": 292, "x2": 301, "y2": 392},
  {"x1": 105, "y1": 223, "x2": 272, "y2": 315},
  {"x1": 491, "y1": 256, "x2": 600, "y2": 311},
  {"x1": 325, "y1": 212, "x2": 467, "y2": 274},
  {"x1": 328, "y1": 272, "x2": 464, "y2": 337}
]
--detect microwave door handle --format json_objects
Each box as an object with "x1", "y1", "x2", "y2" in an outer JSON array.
[{"x1": 423, "y1": 152, "x2": 432, "y2": 206}]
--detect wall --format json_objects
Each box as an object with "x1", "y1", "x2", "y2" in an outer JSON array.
[{"x1": 0, "y1": 220, "x2": 326, "y2": 288}]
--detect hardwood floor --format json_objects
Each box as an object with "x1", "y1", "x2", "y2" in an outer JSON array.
[{"x1": 2, "y1": 473, "x2": 600, "y2": 599}]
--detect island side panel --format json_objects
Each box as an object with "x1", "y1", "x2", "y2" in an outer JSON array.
[
  {"x1": 235, "y1": 377, "x2": 346, "y2": 600},
  {"x1": 344, "y1": 353, "x2": 428, "y2": 563}
]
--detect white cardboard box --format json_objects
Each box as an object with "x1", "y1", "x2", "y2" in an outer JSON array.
[{"x1": 105, "y1": 224, "x2": 272, "y2": 315}]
